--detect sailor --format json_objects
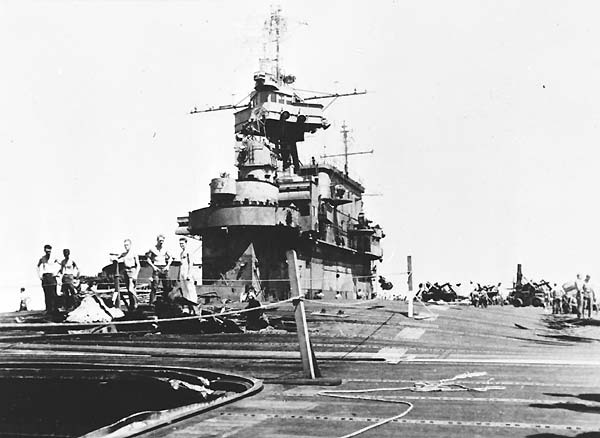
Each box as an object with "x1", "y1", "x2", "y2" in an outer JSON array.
[
  {"x1": 147, "y1": 234, "x2": 173, "y2": 305},
  {"x1": 479, "y1": 286, "x2": 489, "y2": 308},
  {"x1": 18, "y1": 287, "x2": 30, "y2": 312},
  {"x1": 495, "y1": 283, "x2": 504, "y2": 306},
  {"x1": 112, "y1": 239, "x2": 140, "y2": 312},
  {"x1": 37, "y1": 244, "x2": 60, "y2": 314},
  {"x1": 582, "y1": 275, "x2": 595, "y2": 319},
  {"x1": 243, "y1": 285, "x2": 268, "y2": 331},
  {"x1": 469, "y1": 283, "x2": 479, "y2": 307},
  {"x1": 541, "y1": 280, "x2": 551, "y2": 309},
  {"x1": 416, "y1": 283, "x2": 425, "y2": 300},
  {"x1": 551, "y1": 283, "x2": 563, "y2": 314},
  {"x1": 177, "y1": 237, "x2": 197, "y2": 304},
  {"x1": 424, "y1": 282, "x2": 433, "y2": 299},
  {"x1": 59, "y1": 249, "x2": 80, "y2": 310},
  {"x1": 575, "y1": 274, "x2": 584, "y2": 319}
]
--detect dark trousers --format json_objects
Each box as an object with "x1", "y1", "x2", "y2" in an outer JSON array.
[
  {"x1": 41, "y1": 274, "x2": 57, "y2": 313},
  {"x1": 583, "y1": 296, "x2": 593, "y2": 319},
  {"x1": 61, "y1": 275, "x2": 77, "y2": 309},
  {"x1": 150, "y1": 268, "x2": 171, "y2": 304},
  {"x1": 552, "y1": 298, "x2": 562, "y2": 314}
]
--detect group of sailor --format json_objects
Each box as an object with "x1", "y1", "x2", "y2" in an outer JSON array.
[
  {"x1": 552, "y1": 274, "x2": 596, "y2": 319},
  {"x1": 36, "y1": 234, "x2": 197, "y2": 315},
  {"x1": 469, "y1": 283, "x2": 504, "y2": 307},
  {"x1": 36, "y1": 245, "x2": 80, "y2": 314}
]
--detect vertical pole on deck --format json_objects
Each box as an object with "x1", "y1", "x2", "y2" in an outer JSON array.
[
  {"x1": 113, "y1": 260, "x2": 121, "y2": 308},
  {"x1": 407, "y1": 256, "x2": 413, "y2": 292},
  {"x1": 287, "y1": 250, "x2": 319, "y2": 379},
  {"x1": 407, "y1": 255, "x2": 414, "y2": 318}
]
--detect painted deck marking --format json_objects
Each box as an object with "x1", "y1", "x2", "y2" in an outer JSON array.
[
  {"x1": 218, "y1": 412, "x2": 598, "y2": 432},
  {"x1": 345, "y1": 378, "x2": 599, "y2": 388},
  {"x1": 278, "y1": 393, "x2": 600, "y2": 406},
  {"x1": 395, "y1": 327, "x2": 425, "y2": 340},
  {"x1": 234, "y1": 400, "x2": 318, "y2": 410},
  {"x1": 192, "y1": 415, "x2": 264, "y2": 437},
  {"x1": 375, "y1": 347, "x2": 407, "y2": 364},
  {"x1": 428, "y1": 304, "x2": 450, "y2": 311},
  {"x1": 400, "y1": 356, "x2": 600, "y2": 366},
  {"x1": 0, "y1": 349, "x2": 149, "y2": 357}
]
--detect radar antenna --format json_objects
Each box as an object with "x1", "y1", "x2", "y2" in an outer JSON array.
[{"x1": 321, "y1": 121, "x2": 373, "y2": 176}]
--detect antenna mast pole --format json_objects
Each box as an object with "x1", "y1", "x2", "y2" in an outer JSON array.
[
  {"x1": 266, "y1": 6, "x2": 285, "y2": 82},
  {"x1": 276, "y1": 10, "x2": 280, "y2": 80},
  {"x1": 321, "y1": 121, "x2": 373, "y2": 175},
  {"x1": 341, "y1": 121, "x2": 349, "y2": 176}
]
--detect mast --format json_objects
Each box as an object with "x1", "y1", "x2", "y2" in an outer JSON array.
[
  {"x1": 321, "y1": 121, "x2": 373, "y2": 177},
  {"x1": 341, "y1": 121, "x2": 349, "y2": 176},
  {"x1": 191, "y1": 7, "x2": 365, "y2": 174},
  {"x1": 264, "y1": 6, "x2": 286, "y2": 82}
]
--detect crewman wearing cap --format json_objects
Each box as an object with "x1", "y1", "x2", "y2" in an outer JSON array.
[
  {"x1": 147, "y1": 234, "x2": 172, "y2": 305},
  {"x1": 583, "y1": 275, "x2": 595, "y2": 319}
]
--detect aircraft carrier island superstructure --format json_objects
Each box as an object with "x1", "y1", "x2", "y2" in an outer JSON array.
[{"x1": 177, "y1": 12, "x2": 384, "y2": 302}]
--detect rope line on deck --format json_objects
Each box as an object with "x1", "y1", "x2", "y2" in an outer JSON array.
[
  {"x1": 321, "y1": 394, "x2": 413, "y2": 438},
  {"x1": 0, "y1": 297, "x2": 298, "y2": 330},
  {"x1": 3, "y1": 293, "x2": 404, "y2": 331},
  {"x1": 320, "y1": 372, "x2": 505, "y2": 438}
]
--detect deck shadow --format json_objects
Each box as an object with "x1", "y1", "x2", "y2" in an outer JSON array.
[
  {"x1": 544, "y1": 393, "x2": 600, "y2": 403},
  {"x1": 542, "y1": 315, "x2": 580, "y2": 330},
  {"x1": 529, "y1": 402, "x2": 600, "y2": 414},
  {"x1": 538, "y1": 334, "x2": 596, "y2": 343},
  {"x1": 505, "y1": 335, "x2": 571, "y2": 346},
  {"x1": 527, "y1": 433, "x2": 600, "y2": 438},
  {"x1": 543, "y1": 315, "x2": 600, "y2": 329},
  {"x1": 576, "y1": 318, "x2": 600, "y2": 327}
]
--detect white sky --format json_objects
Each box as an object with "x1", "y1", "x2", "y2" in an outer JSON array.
[{"x1": 2, "y1": 0, "x2": 600, "y2": 310}]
